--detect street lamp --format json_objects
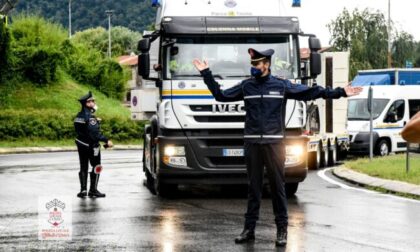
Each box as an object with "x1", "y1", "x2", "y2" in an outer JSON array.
[
  {"x1": 105, "y1": 10, "x2": 114, "y2": 58},
  {"x1": 68, "y1": 0, "x2": 72, "y2": 38},
  {"x1": 387, "y1": 0, "x2": 392, "y2": 68}
]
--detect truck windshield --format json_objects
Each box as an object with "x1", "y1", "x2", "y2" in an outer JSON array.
[
  {"x1": 164, "y1": 35, "x2": 298, "y2": 80},
  {"x1": 347, "y1": 99, "x2": 390, "y2": 120}
]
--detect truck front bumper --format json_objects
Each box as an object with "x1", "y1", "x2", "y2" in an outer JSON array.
[{"x1": 155, "y1": 135, "x2": 308, "y2": 185}]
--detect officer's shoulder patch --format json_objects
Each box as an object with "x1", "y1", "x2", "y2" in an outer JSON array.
[{"x1": 89, "y1": 118, "x2": 97, "y2": 126}]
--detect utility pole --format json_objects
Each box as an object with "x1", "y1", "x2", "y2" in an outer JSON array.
[
  {"x1": 387, "y1": 0, "x2": 392, "y2": 68},
  {"x1": 105, "y1": 10, "x2": 114, "y2": 58},
  {"x1": 68, "y1": 0, "x2": 72, "y2": 38}
]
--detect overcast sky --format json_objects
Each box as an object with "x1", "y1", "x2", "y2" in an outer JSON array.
[{"x1": 281, "y1": 0, "x2": 419, "y2": 46}]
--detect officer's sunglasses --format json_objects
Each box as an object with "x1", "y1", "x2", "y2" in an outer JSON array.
[{"x1": 86, "y1": 99, "x2": 95, "y2": 103}]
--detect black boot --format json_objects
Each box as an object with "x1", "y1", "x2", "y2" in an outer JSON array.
[
  {"x1": 234, "y1": 229, "x2": 255, "y2": 244},
  {"x1": 88, "y1": 172, "x2": 106, "y2": 198},
  {"x1": 275, "y1": 226, "x2": 288, "y2": 247},
  {"x1": 77, "y1": 172, "x2": 88, "y2": 198}
]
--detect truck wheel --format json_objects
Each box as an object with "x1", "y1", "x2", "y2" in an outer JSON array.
[
  {"x1": 145, "y1": 169, "x2": 156, "y2": 195},
  {"x1": 308, "y1": 144, "x2": 321, "y2": 170},
  {"x1": 285, "y1": 183, "x2": 299, "y2": 197},
  {"x1": 321, "y1": 143, "x2": 329, "y2": 168},
  {"x1": 328, "y1": 142, "x2": 337, "y2": 166},
  {"x1": 154, "y1": 177, "x2": 177, "y2": 198},
  {"x1": 375, "y1": 139, "x2": 390, "y2": 156}
]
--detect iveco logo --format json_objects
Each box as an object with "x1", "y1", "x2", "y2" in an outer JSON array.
[
  {"x1": 224, "y1": 0, "x2": 237, "y2": 8},
  {"x1": 212, "y1": 104, "x2": 244, "y2": 113}
]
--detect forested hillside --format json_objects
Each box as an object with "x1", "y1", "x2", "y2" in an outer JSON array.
[{"x1": 13, "y1": 0, "x2": 155, "y2": 33}]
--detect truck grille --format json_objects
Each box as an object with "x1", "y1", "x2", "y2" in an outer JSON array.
[{"x1": 194, "y1": 116, "x2": 245, "y2": 123}]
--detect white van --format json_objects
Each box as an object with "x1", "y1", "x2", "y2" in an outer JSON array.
[{"x1": 347, "y1": 84, "x2": 420, "y2": 156}]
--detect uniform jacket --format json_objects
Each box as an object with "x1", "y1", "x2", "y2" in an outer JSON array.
[
  {"x1": 200, "y1": 68, "x2": 347, "y2": 143},
  {"x1": 74, "y1": 107, "x2": 108, "y2": 147}
]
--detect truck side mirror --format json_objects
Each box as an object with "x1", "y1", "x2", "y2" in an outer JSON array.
[
  {"x1": 138, "y1": 53, "x2": 150, "y2": 79},
  {"x1": 138, "y1": 38, "x2": 151, "y2": 52},
  {"x1": 309, "y1": 37, "x2": 321, "y2": 52},
  {"x1": 310, "y1": 52, "x2": 321, "y2": 77}
]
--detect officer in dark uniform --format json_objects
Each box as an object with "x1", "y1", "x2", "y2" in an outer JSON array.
[
  {"x1": 74, "y1": 91, "x2": 113, "y2": 198},
  {"x1": 193, "y1": 49, "x2": 362, "y2": 246}
]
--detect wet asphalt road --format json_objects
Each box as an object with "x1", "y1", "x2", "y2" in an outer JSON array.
[{"x1": 1, "y1": 150, "x2": 420, "y2": 252}]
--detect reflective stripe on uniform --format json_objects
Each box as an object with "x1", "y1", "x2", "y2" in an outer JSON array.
[
  {"x1": 244, "y1": 135, "x2": 261, "y2": 138},
  {"x1": 244, "y1": 135, "x2": 284, "y2": 138},
  {"x1": 74, "y1": 118, "x2": 86, "y2": 124},
  {"x1": 75, "y1": 139, "x2": 89, "y2": 147},
  {"x1": 244, "y1": 95, "x2": 283, "y2": 99}
]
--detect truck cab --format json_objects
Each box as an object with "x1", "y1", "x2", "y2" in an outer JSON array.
[{"x1": 134, "y1": 0, "x2": 323, "y2": 196}]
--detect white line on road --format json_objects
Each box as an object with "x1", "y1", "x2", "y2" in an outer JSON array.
[{"x1": 318, "y1": 168, "x2": 420, "y2": 204}]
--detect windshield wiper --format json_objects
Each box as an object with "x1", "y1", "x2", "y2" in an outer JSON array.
[{"x1": 173, "y1": 74, "x2": 223, "y2": 79}]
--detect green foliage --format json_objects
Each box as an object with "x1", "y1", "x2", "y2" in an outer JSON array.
[
  {"x1": 0, "y1": 18, "x2": 12, "y2": 83},
  {"x1": 95, "y1": 59, "x2": 126, "y2": 100},
  {"x1": 0, "y1": 109, "x2": 144, "y2": 141},
  {"x1": 72, "y1": 26, "x2": 142, "y2": 56},
  {"x1": 328, "y1": 8, "x2": 389, "y2": 78},
  {"x1": 0, "y1": 80, "x2": 144, "y2": 142},
  {"x1": 10, "y1": 15, "x2": 67, "y2": 85},
  {"x1": 13, "y1": 0, "x2": 155, "y2": 36},
  {"x1": 392, "y1": 31, "x2": 415, "y2": 68}
]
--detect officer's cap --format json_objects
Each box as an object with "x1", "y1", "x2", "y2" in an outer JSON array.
[
  {"x1": 78, "y1": 91, "x2": 95, "y2": 104},
  {"x1": 248, "y1": 48, "x2": 275, "y2": 62}
]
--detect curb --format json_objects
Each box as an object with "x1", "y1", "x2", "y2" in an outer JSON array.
[
  {"x1": 332, "y1": 166, "x2": 420, "y2": 198},
  {"x1": 0, "y1": 145, "x2": 142, "y2": 155}
]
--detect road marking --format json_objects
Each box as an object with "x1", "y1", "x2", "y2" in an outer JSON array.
[{"x1": 318, "y1": 168, "x2": 420, "y2": 204}]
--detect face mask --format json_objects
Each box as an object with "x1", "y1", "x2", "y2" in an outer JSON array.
[
  {"x1": 92, "y1": 105, "x2": 98, "y2": 113},
  {"x1": 250, "y1": 67, "x2": 263, "y2": 78}
]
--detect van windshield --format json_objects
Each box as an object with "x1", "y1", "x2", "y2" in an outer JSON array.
[
  {"x1": 164, "y1": 35, "x2": 299, "y2": 80},
  {"x1": 347, "y1": 99, "x2": 390, "y2": 120}
]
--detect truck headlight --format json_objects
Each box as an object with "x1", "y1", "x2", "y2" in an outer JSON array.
[
  {"x1": 286, "y1": 145, "x2": 303, "y2": 156},
  {"x1": 163, "y1": 146, "x2": 187, "y2": 167},
  {"x1": 164, "y1": 146, "x2": 186, "y2": 156},
  {"x1": 285, "y1": 145, "x2": 304, "y2": 166}
]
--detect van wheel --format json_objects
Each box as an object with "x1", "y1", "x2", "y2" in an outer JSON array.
[
  {"x1": 308, "y1": 144, "x2": 321, "y2": 170},
  {"x1": 285, "y1": 183, "x2": 299, "y2": 197},
  {"x1": 375, "y1": 139, "x2": 390, "y2": 156}
]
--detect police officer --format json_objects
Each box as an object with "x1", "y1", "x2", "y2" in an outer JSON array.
[
  {"x1": 193, "y1": 49, "x2": 362, "y2": 246},
  {"x1": 74, "y1": 91, "x2": 113, "y2": 198}
]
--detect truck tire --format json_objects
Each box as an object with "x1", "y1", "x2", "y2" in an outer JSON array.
[
  {"x1": 154, "y1": 177, "x2": 177, "y2": 198},
  {"x1": 321, "y1": 142, "x2": 329, "y2": 168},
  {"x1": 308, "y1": 144, "x2": 321, "y2": 170},
  {"x1": 328, "y1": 142, "x2": 337, "y2": 166},
  {"x1": 375, "y1": 139, "x2": 390, "y2": 156},
  {"x1": 285, "y1": 183, "x2": 299, "y2": 197},
  {"x1": 145, "y1": 169, "x2": 156, "y2": 194}
]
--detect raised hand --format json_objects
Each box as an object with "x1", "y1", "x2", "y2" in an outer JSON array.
[
  {"x1": 192, "y1": 58, "x2": 209, "y2": 72},
  {"x1": 344, "y1": 82, "x2": 363, "y2": 97}
]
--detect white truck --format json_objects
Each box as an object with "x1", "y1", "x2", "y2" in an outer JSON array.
[
  {"x1": 347, "y1": 69, "x2": 420, "y2": 156},
  {"x1": 304, "y1": 52, "x2": 351, "y2": 169},
  {"x1": 131, "y1": 0, "x2": 347, "y2": 196}
]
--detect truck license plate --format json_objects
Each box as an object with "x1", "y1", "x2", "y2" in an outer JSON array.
[{"x1": 223, "y1": 149, "x2": 244, "y2": 156}]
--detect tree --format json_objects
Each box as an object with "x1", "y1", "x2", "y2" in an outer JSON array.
[
  {"x1": 72, "y1": 26, "x2": 141, "y2": 57},
  {"x1": 392, "y1": 31, "x2": 415, "y2": 68},
  {"x1": 328, "y1": 8, "x2": 389, "y2": 78}
]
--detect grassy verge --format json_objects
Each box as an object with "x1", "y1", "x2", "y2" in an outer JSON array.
[{"x1": 345, "y1": 154, "x2": 420, "y2": 185}]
